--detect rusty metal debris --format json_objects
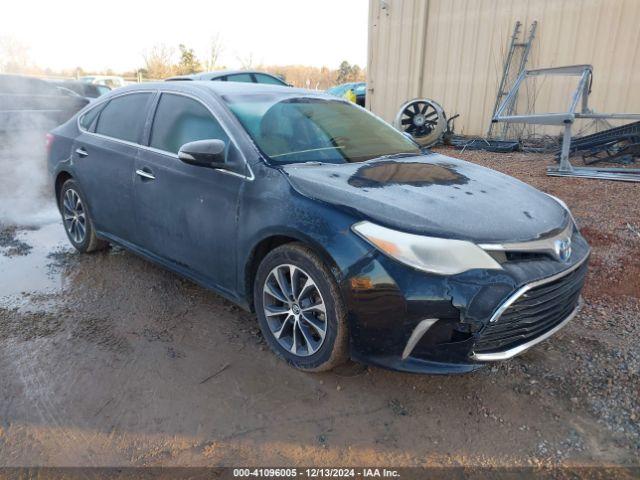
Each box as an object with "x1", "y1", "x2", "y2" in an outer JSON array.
[
  {"x1": 555, "y1": 120, "x2": 640, "y2": 166},
  {"x1": 450, "y1": 137, "x2": 519, "y2": 153},
  {"x1": 487, "y1": 20, "x2": 538, "y2": 141},
  {"x1": 492, "y1": 64, "x2": 640, "y2": 182}
]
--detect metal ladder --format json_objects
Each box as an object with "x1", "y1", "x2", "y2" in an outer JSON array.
[{"x1": 487, "y1": 21, "x2": 538, "y2": 140}]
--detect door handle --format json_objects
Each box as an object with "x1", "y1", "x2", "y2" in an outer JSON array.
[
  {"x1": 135, "y1": 169, "x2": 156, "y2": 180},
  {"x1": 75, "y1": 147, "x2": 88, "y2": 158}
]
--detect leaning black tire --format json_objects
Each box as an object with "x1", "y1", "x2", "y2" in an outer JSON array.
[
  {"x1": 59, "y1": 179, "x2": 108, "y2": 253},
  {"x1": 254, "y1": 242, "x2": 349, "y2": 372}
]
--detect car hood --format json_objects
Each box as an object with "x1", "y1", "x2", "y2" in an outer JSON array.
[{"x1": 282, "y1": 153, "x2": 569, "y2": 243}]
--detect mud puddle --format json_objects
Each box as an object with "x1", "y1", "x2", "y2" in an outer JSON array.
[{"x1": 0, "y1": 220, "x2": 73, "y2": 310}]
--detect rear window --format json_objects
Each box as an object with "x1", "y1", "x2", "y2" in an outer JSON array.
[
  {"x1": 254, "y1": 74, "x2": 286, "y2": 86},
  {"x1": 225, "y1": 73, "x2": 254, "y2": 83},
  {"x1": 95, "y1": 93, "x2": 152, "y2": 143}
]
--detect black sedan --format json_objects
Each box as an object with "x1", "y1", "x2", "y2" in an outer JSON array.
[
  {"x1": 49, "y1": 80, "x2": 111, "y2": 98},
  {"x1": 47, "y1": 82, "x2": 589, "y2": 374},
  {"x1": 1, "y1": 74, "x2": 90, "y2": 133}
]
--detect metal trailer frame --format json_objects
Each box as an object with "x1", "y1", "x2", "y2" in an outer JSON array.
[
  {"x1": 487, "y1": 20, "x2": 537, "y2": 140},
  {"x1": 492, "y1": 64, "x2": 640, "y2": 182}
]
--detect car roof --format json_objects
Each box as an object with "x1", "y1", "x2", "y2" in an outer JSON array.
[
  {"x1": 50, "y1": 79, "x2": 87, "y2": 86},
  {"x1": 0, "y1": 73, "x2": 61, "y2": 94},
  {"x1": 110, "y1": 80, "x2": 326, "y2": 99},
  {"x1": 165, "y1": 70, "x2": 282, "y2": 81},
  {"x1": 0, "y1": 73, "x2": 49, "y2": 84},
  {"x1": 331, "y1": 81, "x2": 365, "y2": 88},
  {"x1": 80, "y1": 75, "x2": 122, "y2": 80}
]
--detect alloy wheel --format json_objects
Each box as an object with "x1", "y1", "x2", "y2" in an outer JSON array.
[
  {"x1": 62, "y1": 188, "x2": 86, "y2": 244},
  {"x1": 262, "y1": 264, "x2": 328, "y2": 357}
]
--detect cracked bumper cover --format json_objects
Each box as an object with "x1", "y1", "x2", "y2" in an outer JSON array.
[{"x1": 341, "y1": 230, "x2": 590, "y2": 375}]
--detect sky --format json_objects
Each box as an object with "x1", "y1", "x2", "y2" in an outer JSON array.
[{"x1": 1, "y1": 0, "x2": 369, "y2": 72}]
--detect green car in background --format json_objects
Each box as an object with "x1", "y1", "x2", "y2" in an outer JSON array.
[{"x1": 326, "y1": 82, "x2": 366, "y2": 107}]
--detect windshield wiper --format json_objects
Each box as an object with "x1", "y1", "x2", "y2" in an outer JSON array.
[{"x1": 269, "y1": 146, "x2": 345, "y2": 159}]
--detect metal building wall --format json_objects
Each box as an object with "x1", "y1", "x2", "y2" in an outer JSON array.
[{"x1": 367, "y1": 0, "x2": 640, "y2": 136}]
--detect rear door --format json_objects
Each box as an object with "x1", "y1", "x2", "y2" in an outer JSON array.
[
  {"x1": 72, "y1": 92, "x2": 154, "y2": 243},
  {"x1": 134, "y1": 92, "x2": 248, "y2": 293}
]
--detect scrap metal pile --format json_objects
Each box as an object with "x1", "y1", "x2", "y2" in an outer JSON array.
[
  {"x1": 391, "y1": 20, "x2": 640, "y2": 182},
  {"x1": 491, "y1": 64, "x2": 640, "y2": 182},
  {"x1": 556, "y1": 120, "x2": 640, "y2": 166}
]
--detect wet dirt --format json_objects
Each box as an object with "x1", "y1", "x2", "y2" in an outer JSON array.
[
  {"x1": 0, "y1": 226, "x2": 33, "y2": 257},
  {"x1": 0, "y1": 150, "x2": 638, "y2": 467},
  {"x1": 0, "y1": 222, "x2": 73, "y2": 309}
]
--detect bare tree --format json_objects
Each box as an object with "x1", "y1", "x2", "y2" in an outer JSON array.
[
  {"x1": 142, "y1": 44, "x2": 175, "y2": 80},
  {"x1": 204, "y1": 34, "x2": 224, "y2": 71},
  {"x1": 0, "y1": 36, "x2": 30, "y2": 73},
  {"x1": 237, "y1": 52, "x2": 255, "y2": 70}
]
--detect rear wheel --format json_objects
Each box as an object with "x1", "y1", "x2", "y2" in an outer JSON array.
[
  {"x1": 254, "y1": 243, "x2": 349, "y2": 372},
  {"x1": 59, "y1": 179, "x2": 108, "y2": 253}
]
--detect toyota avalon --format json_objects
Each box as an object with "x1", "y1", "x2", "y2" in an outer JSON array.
[{"x1": 47, "y1": 82, "x2": 590, "y2": 374}]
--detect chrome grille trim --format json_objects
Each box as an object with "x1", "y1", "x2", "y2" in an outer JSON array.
[
  {"x1": 471, "y1": 299, "x2": 582, "y2": 361},
  {"x1": 487, "y1": 251, "x2": 589, "y2": 324},
  {"x1": 478, "y1": 221, "x2": 573, "y2": 259}
]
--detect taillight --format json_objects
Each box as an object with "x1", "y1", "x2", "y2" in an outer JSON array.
[{"x1": 45, "y1": 133, "x2": 54, "y2": 155}]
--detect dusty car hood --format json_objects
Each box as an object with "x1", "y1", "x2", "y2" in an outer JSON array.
[{"x1": 282, "y1": 153, "x2": 568, "y2": 243}]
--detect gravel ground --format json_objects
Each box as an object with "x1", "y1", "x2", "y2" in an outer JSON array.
[
  {"x1": 0, "y1": 148, "x2": 638, "y2": 468},
  {"x1": 435, "y1": 146, "x2": 640, "y2": 455}
]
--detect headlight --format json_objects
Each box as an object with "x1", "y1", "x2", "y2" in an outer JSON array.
[{"x1": 352, "y1": 221, "x2": 503, "y2": 275}]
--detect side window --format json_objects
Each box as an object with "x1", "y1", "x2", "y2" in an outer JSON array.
[
  {"x1": 226, "y1": 73, "x2": 254, "y2": 83},
  {"x1": 254, "y1": 74, "x2": 285, "y2": 86},
  {"x1": 79, "y1": 104, "x2": 104, "y2": 131},
  {"x1": 150, "y1": 93, "x2": 229, "y2": 154},
  {"x1": 95, "y1": 93, "x2": 152, "y2": 143}
]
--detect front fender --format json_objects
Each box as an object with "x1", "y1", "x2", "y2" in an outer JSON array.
[{"x1": 236, "y1": 178, "x2": 372, "y2": 305}]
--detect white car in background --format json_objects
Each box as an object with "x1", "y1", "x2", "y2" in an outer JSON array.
[{"x1": 79, "y1": 75, "x2": 127, "y2": 89}]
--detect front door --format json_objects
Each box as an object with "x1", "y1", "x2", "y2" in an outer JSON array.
[{"x1": 134, "y1": 92, "x2": 247, "y2": 294}]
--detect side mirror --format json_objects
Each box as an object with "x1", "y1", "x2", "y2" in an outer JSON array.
[{"x1": 178, "y1": 139, "x2": 226, "y2": 168}]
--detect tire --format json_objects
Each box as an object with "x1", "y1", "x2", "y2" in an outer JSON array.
[
  {"x1": 59, "y1": 179, "x2": 108, "y2": 253},
  {"x1": 254, "y1": 243, "x2": 349, "y2": 372}
]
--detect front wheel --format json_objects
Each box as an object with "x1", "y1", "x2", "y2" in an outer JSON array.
[
  {"x1": 59, "y1": 179, "x2": 108, "y2": 253},
  {"x1": 254, "y1": 243, "x2": 349, "y2": 372}
]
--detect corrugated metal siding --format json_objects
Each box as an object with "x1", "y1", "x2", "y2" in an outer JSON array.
[{"x1": 367, "y1": 0, "x2": 640, "y2": 136}]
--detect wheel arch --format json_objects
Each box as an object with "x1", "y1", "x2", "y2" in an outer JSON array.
[
  {"x1": 54, "y1": 170, "x2": 74, "y2": 208},
  {"x1": 243, "y1": 230, "x2": 341, "y2": 312}
]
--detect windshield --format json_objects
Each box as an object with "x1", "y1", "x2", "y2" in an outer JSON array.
[{"x1": 222, "y1": 94, "x2": 420, "y2": 164}]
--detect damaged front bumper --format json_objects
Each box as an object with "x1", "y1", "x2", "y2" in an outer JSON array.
[{"x1": 342, "y1": 229, "x2": 590, "y2": 375}]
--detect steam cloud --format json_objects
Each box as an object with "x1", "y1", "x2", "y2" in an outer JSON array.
[{"x1": 0, "y1": 118, "x2": 59, "y2": 227}]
